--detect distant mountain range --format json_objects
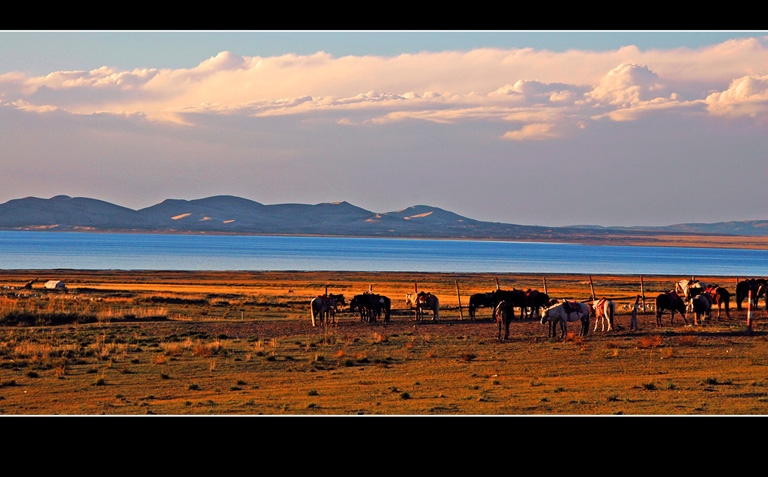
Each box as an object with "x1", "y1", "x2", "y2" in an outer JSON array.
[{"x1": 1, "y1": 195, "x2": 767, "y2": 245}]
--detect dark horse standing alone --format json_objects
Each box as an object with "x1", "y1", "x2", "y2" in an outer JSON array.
[
  {"x1": 494, "y1": 300, "x2": 515, "y2": 340},
  {"x1": 655, "y1": 291, "x2": 687, "y2": 326}
]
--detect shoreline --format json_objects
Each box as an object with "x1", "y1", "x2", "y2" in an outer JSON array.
[{"x1": 3, "y1": 228, "x2": 768, "y2": 250}]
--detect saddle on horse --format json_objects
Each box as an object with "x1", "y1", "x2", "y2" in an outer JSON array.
[{"x1": 562, "y1": 300, "x2": 583, "y2": 317}]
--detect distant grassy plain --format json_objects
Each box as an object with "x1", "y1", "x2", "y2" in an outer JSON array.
[{"x1": 1, "y1": 269, "x2": 767, "y2": 415}]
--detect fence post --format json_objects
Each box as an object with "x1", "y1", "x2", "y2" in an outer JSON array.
[
  {"x1": 747, "y1": 290, "x2": 753, "y2": 333},
  {"x1": 456, "y1": 281, "x2": 464, "y2": 320}
]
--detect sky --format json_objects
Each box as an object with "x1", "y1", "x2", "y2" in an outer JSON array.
[{"x1": 1, "y1": 30, "x2": 767, "y2": 227}]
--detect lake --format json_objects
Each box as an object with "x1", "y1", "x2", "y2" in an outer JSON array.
[{"x1": 1, "y1": 231, "x2": 767, "y2": 276}]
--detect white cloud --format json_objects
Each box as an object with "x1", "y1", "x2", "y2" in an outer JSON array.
[
  {"x1": 501, "y1": 122, "x2": 560, "y2": 141},
  {"x1": 1, "y1": 39, "x2": 767, "y2": 130},
  {"x1": 705, "y1": 74, "x2": 768, "y2": 118},
  {"x1": 586, "y1": 63, "x2": 667, "y2": 106}
]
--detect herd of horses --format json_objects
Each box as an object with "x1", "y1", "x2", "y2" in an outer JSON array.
[{"x1": 309, "y1": 277, "x2": 768, "y2": 340}]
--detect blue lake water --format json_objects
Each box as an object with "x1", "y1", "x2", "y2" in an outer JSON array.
[{"x1": 0, "y1": 231, "x2": 767, "y2": 276}]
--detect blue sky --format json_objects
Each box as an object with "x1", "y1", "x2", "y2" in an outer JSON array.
[
  {"x1": 1, "y1": 30, "x2": 767, "y2": 227},
  {"x1": 3, "y1": 31, "x2": 764, "y2": 74}
]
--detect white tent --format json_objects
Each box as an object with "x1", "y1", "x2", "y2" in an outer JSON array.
[{"x1": 44, "y1": 280, "x2": 66, "y2": 289}]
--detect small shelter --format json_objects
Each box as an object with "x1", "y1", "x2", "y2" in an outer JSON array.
[{"x1": 44, "y1": 280, "x2": 66, "y2": 290}]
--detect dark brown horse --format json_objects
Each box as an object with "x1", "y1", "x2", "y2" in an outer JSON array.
[
  {"x1": 468, "y1": 292, "x2": 495, "y2": 320},
  {"x1": 310, "y1": 294, "x2": 346, "y2": 327},
  {"x1": 522, "y1": 289, "x2": 550, "y2": 319},
  {"x1": 494, "y1": 300, "x2": 515, "y2": 340},
  {"x1": 350, "y1": 293, "x2": 390, "y2": 323},
  {"x1": 492, "y1": 289, "x2": 526, "y2": 315},
  {"x1": 736, "y1": 279, "x2": 767, "y2": 311},
  {"x1": 702, "y1": 286, "x2": 730, "y2": 318},
  {"x1": 655, "y1": 291, "x2": 687, "y2": 326}
]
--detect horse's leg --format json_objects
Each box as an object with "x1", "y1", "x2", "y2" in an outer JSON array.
[
  {"x1": 610, "y1": 308, "x2": 615, "y2": 331},
  {"x1": 505, "y1": 306, "x2": 514, "y2": 339}
]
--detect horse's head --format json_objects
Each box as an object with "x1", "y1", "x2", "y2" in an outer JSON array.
[
  {"x1": 349, "y1": 297, "x2": 359, "y2": 312},
  {"x1": 331, "y1": 294, "x2": 346, "y2": 307},
  {"x1": 540, "y1": 306, "x2": 551, "y2": 325}
]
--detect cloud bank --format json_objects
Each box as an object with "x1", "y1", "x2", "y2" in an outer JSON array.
[{"x1": 2, "y1": 36, "x2": 767, "y2": 227}]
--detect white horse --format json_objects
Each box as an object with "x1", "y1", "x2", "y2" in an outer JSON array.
[
  {"x1": 540, "y1": 301, "x2": 590, "y2": 338},
  {"x1": 676, "y1": 279, "x2": 706, "y2": 311},
  {"x1": 405, "y1": 292, "x2": 439, "y2": 321},
  {"x1": 590, "y1": 298, "x2": 615, "y2": 332}
]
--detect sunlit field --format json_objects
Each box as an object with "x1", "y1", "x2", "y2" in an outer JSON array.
[{"x1": 1, "y1": 270, "x2": 766, "y2": 415}]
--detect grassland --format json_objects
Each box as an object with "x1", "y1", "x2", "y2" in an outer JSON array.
[{"x1": 1, "y1": 269, "x2": 767, "y2": 415}]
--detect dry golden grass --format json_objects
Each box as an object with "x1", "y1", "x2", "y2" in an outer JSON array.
[{"x1": 0, "y1": 269, "x2": 767, "y2": 415}]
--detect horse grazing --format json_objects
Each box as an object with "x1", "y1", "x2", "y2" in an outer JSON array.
[
  {"x1": 468, "y1": 292, "x2": 495, "y2": 320},
  {"x1": 655, "y1": 291, "x2": 687, "y2": 326},
  {"x1": 310, "y1": 294, "x2": 346, "y2": 327},
  {"x1": 494, "y1": 300, "x2": 515, "y2": 340},
  {"x1": 691, "y1": 293, "x2": 711, "y2": 325},
  {"x1": 405, "y1": 291, "x2": 439, "y2": 321},
  {"x1": 736, "y1": 278, "x2": 767, "y2": 311},
  {"x1": 590, "y1": 298, "x2": 615, "y2": 332},
  {"x1": 540, "y1": 301, "x2": 589, "y2": 338},
  {"x1": 523, "y1": 289, "x2": 550, "y2": 319},
  {"x1": 350, "y1": 293, "x2": 390, "y2": 323}
]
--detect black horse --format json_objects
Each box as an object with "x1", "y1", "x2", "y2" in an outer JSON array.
[
  {"x1": 494, "y1": 300, "x2": 515, "y2": 340},
  {"x1": 492, "y1": 289, "x2": 526, "y2": 312},
  {"x1": 522, "y1": 289, "x2": 550, "y2": 319},
  {"x1": 309, "y1": 293, "x2": 346, "y2": 327},
  {"x1": 349, "y1": 293, "x2": 391, "y2": 323},
  {"x1": 468, "y1": 292, "x2": 495, "y2": 320},
  {"x1": 655, "y1": 291, "x2": 687, "y2": 326},
  {"x1": 736, "y1": 278, "x2": 767, "y2": 311}
]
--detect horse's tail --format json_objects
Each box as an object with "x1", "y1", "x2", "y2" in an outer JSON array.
[
  {"x1": 310, "y1": 298, "x2": 317, "y2": 327},
  {"x1": 434, "y1": 297, "x2": 439, "y2": 320}
]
